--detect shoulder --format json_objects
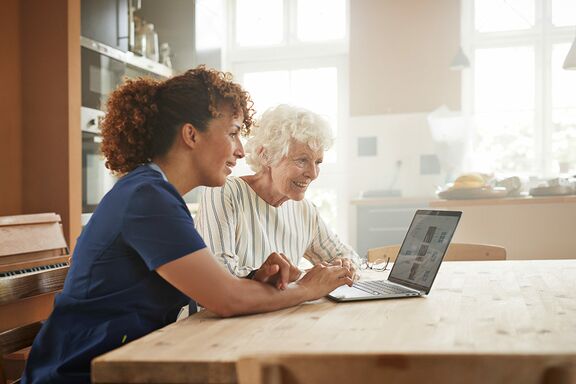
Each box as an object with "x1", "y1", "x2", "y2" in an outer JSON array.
[
  {"x1": 121, "y1": 167, "x2": 186, "y2": 215},
  {"x1": 204, "y1": 176, "x2": 253, "y2": 200}
]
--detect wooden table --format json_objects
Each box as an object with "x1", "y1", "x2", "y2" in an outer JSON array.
[{"x1": 92, "y1": 260, "x2": 576, "y2": 383}]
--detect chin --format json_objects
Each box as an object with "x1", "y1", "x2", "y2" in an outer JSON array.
[
  {"x1": 205, "y1": 175, "x2": 227, "y2": 188},
  {"x1": 289, "y1": 193, "x2": 307, "y2": 201}
]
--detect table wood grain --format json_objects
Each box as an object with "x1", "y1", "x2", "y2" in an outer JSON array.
[{"x1": 92, "y1": 260, "x2": 576, "y2": 383}]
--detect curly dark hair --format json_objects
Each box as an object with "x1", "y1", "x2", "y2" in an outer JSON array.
[{"x1": 101, "y1": 65, "x2": 255, "y2": 175}]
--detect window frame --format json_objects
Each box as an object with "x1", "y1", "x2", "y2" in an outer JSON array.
[{"x1": 462, "y1": 0, "x2": 576, "y2": 177}]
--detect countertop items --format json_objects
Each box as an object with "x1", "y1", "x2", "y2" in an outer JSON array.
[
  {"x1": 437, "y1": 174, "x2": 576, "y2": 200},
  {"x1": 436, "y1": 173, "x2": 519, "y2": 200},
  {"x1": 437, "y1": 186, "x2": 507, "y2": 200},
  {"x1": 529, "y1": 177, "x2": 576, "y2": 197}
]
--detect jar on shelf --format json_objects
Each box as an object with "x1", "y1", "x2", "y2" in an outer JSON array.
[
  {"x1": 144, "y1": 23, "x2": 159, "y2": 62},
  {"x1": 132, "y1": 16, "x2": 146, "y2": 56},
  {"x1": 160, "y1": 43, "x2": 172, "y2": 68}
]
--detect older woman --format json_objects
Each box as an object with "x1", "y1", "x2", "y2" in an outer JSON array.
[{"x1": 196, "y1": 104, "x2": 359, "y2": 282}]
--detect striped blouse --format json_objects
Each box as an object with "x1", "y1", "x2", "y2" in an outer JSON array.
[{"x1": 195, "y1": 177, "x2": 359, "y2": 277}]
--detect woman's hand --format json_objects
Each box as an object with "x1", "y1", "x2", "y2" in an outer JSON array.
[
  {"x1": 327, "y1": 257, "x2": 359, "y2": 282},
  {"x1": 296, "y1": 264, "x2": 353, "y2": 301},
  {"x1": 253, "y1": 252, "x2": 302, "y2": 290}
]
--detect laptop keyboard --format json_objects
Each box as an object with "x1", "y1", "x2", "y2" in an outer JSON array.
[{"x1": 354, "y1": 280, "x2": 419, "y2": 296}]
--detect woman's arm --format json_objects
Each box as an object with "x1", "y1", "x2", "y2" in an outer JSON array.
[
  {"x1": 304, "y1": 203, "x2": 362, "y2": 279},
  {"x1": 157, "y1": 247, "x2": 352, "y2": 317}
]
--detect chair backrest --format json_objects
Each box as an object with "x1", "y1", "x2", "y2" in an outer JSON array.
[
  {"x1": 0, "y1": 213, "x2": 70, "y2": 383},
  {"x1": 236, "y1": 353, "x2": 576, "y2": 384},
  {"x1": 367, "y1": 243, "x2": 506, "y2": 263}
]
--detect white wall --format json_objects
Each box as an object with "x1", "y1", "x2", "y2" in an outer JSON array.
[{"x1": 347, "y1": 113, "x2": 447, "y2": 201}]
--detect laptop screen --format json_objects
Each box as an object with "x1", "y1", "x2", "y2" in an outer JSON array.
[{"x1": 388, "y1": 210, "x2": 461, "y2": 294}]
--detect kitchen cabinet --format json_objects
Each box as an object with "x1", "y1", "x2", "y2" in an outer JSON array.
[
  {"x1": 82, "y1": 0, "x2": 129, "y2": 51},
  {"x1": 352, "y1": 198, "x2": 430, "y2": 258},
  {"x1": 82, "y1": 0, "x2": 196, "y2": 71},
  {"x1": 134, "y1": 0, "x2": 196, "y2": 71},
  {"x1": 430, "y1": 196, "x2": 576, "y2": 260}
]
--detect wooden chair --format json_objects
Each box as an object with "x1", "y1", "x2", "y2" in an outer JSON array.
[
  {"x1": 0, "y1": 213, "x2": 70, "y2": 384},
  {"x1": 236, "y1": 353, "x2": 576, "y2": 384},
  {"x1": 367, "y1": 243, "x2": 506, "y2": 263}
]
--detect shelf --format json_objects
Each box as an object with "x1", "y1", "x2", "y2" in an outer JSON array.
[{"x1": 81, "y1": 36, "x2": 173, "y2": 78}]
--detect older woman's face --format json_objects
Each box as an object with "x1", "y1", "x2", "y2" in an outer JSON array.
[{"x1": 270, "y1": 140, "x2": 323, "y2": 201}]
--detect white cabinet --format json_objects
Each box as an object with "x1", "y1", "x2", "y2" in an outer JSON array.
[
  {"x1": 430, "y1": 196, "x2": 576, "y2": 260},
  {"x1": 352, "y1": 198, "x2": 430, "y2": 258}
]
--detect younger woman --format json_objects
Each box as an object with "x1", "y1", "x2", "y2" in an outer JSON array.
[{"x1": 22, "y1": 67, "x2": 352, "y2": 383}]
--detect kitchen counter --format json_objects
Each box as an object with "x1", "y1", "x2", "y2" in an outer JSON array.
[
  {"x1": 428, "y1": 194, "x2": 576, "y2": 260},
  {"x1": 431, "y1": 194, "x2": 576, "y2": 207}
]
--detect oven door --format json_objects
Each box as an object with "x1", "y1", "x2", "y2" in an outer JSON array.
[{"x1": 81, "y1": 107, "x2": 117, "y2": 222}]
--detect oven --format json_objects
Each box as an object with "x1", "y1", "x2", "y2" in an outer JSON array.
[{"x1": 81, "y1": 107, "x2": 117, "y2": 224}]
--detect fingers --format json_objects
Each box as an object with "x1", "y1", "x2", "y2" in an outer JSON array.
[
  {"x1": 333, "y1": 265, "x2": 353, "y2": 280},
  {"x1": 279, "y1": 253, "x2": 303, "y2": 282},
  {"x1": 264, "y1": 252, "x2": 291, "y2": 290},
  {"x1": 263, "y1": 263, "x2": 280, "y2": 278},
  {"x1": 329, "y1": 258, "x2": 343, "y2": 267},
  {"x1": 342, "y1": 276, "x2": 354, "y2": 287},
  {"x1": 253, "y1": 262, "x2": 280, "y2": 283},
  {"x1": 276, "y1": 255, "x2": 291, "y2": 290}
]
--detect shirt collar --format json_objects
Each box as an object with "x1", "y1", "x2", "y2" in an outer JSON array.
[{"x1": 147, "y1": 162, "x2": 168, "y2": 182}]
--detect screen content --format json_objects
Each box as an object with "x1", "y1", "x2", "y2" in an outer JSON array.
[{"x1": 389, "y1": 212, "x2": 460, "y2": 288}]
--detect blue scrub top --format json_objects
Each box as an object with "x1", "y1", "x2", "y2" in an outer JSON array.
[{"x1": 22, "y1": 165, "x2": 206, "y2": 383}]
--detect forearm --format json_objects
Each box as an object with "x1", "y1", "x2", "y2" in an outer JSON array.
[
  {"x1": 217, "y1": 278, "x2": 311, "y2": 317},
  {"x1": 158, "y1": 248, "x2": 315, "y2": 318}
]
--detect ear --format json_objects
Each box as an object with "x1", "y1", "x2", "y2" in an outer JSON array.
[
  {"x1": 257, "y1": 146, "x2": 270, "y2": 164},
  {"x1": 181, "y1": 123, "x2": 201, "y2": 149}
]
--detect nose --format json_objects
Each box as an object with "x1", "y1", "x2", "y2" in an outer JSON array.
[
  {"x1": 234, "y1": 136, "x2": 245, "y2": 159},
  {"x1": 304, "y1": 163, "x2": 318, "y2": 180}
]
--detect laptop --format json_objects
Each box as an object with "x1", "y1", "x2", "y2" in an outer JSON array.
[{"x1": 328, "y1": 209, "x2": 462, "y2": 302}]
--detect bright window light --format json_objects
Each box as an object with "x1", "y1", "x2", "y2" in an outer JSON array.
[
  {"x1": 552, "y1": 0, "x2": 576, "y2": 27},
  {"x1": 552, "y1": 43, "x2": 576, "y2": 171},
  {"x1": 473, "y1": 46, "x2": 535, "y2": 174},
  {"x1": 235, "y1": 0, "x2": 283, "y2": 47},
  {"x1": 474, "y1": 0, "x2": 534, "y2": 32},
  {"x1": 296, "y1": 0, "x2": 346, "y2": 42}
]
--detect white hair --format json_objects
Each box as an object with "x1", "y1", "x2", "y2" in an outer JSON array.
[{"x1": 245, "y1": 104, "x2": 334, "y2": 172}]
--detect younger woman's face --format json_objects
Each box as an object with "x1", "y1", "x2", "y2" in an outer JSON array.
[{"x1": 196, "y1": 103, "x2": 245, "y2": 187}]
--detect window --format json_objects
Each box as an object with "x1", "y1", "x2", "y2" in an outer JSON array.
[
  {"x1": 224, "y1": 0, "x2": 349, "y2": 235},
  {"x1": 463, "y1": 0, "x2": 576, "y2": 176}
]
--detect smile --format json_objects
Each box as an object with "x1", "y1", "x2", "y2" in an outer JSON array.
[{"x1": 293, "y1": 181, "x2": 309, "y2": 189}]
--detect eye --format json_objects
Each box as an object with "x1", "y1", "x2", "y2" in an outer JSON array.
[
  {"x1": 316, "y1": 160, "x2": 323, "y2": 165},
  {"x1": 294, "y1": 158, "x2": 307, "y2": 167}
]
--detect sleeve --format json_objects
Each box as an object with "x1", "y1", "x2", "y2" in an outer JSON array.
[
  {"x1": 303, "y1": 202, "x2": 362, "y2": 267},
  {"x1": 195, "y1": 181, "x2": 251, "y2": 277},
  {"x1": 122, "y1": 182, "x2": 206, "y2": 271}
]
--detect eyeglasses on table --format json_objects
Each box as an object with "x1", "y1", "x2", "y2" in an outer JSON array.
[{"x1": 359, "y1": 257, "x2": 390, "y2": 272}]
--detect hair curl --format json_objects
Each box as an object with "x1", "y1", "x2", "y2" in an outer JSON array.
[
  {"x1": 101, "y1": 65, "x2": 255, "y2": 175},
  {"x1": 244, "y1": 104, "x2": 333, "y2": 173}
]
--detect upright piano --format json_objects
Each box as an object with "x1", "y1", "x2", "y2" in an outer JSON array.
[{"x1": 0, "y1": 213, "x2": 70, "y2": 383}]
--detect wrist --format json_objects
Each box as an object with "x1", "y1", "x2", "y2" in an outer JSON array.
[{"x1": 294, "y1": 280, "x2": 314, "y2": 301}]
